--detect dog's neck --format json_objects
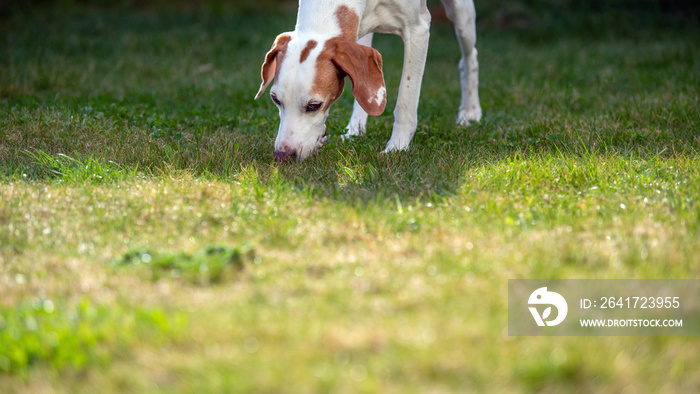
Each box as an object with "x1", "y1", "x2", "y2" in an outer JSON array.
[{"x1": 296, "y1": 2, "x2": 362, "y2": 42}]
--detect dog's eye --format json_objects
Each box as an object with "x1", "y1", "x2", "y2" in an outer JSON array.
[
  {"x1": 306, "y1": 101, "x2": 322, "y2": 112},
  {"x1": 270, "y1": 93, "x2": 281, "y2": 106}
]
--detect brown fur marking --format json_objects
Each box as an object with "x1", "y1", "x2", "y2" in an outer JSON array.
[
  {"x1": 311, "y1": 40, "x2": 346, "y2": 112},
  {"x1": 334, "y1": 5, "x2": 359, "y2": 41},
  {"x1": 299, "y1": 40, "x2": 318, "y2": 63}
]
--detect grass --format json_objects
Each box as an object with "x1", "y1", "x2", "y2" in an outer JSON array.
[
  {"x1": 116, "y1": 245, "x2": 253, "y2": 284},
  {"x1": 1, "y1": 1, "x2": 699, "y2": 392}
]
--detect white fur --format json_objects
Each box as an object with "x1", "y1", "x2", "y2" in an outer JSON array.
[
  {"x1": 373, "y1": 87, "x2": 386, "y2": 106},
  {"x1": 263, "y1": 0, "x2": 482, "y2": 161}
]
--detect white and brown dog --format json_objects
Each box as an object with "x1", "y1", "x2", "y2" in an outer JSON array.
[{"x1": 255, "y1": 0, "x2": 481, "y2": 162}]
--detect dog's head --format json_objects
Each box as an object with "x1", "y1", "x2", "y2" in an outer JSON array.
[{"x1": 254, "y1": 32, "x2": 386, "y2": 162}]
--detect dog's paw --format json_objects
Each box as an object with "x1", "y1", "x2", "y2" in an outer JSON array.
[
  {"x1": 342, "y1": 124, "x2": 365, "y2": 141},
  {"x1": 382, "y1": 139, "x2": 411, "y2": 153},
  {"x1": 457, "y1": 106, "x2": 482, "y2": 126},
  {"x1": 341, "y1": 132, "x2": 359, "y2": 142}
]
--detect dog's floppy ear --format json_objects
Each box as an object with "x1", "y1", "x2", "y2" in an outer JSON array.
[
  {"x1": 328, "y1": 38, "x2": 386, "y2": 116},
  {"x1": 255, "y1": 33, "x2": 293, "y2": 99}
]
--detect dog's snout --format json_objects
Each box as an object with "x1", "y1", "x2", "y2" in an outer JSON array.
[{"x1": 274, "y1": 149, "x2": 296, "y2": 163}]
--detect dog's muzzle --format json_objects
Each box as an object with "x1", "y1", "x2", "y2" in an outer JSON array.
[{"x1": 274, "y1": 126, "x2": 327, "y2": 163}]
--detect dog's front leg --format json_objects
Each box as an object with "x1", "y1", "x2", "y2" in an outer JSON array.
[
  {"x1": 343, "y1": 33, "x2": 374, "y2": 139},
  {"x1": 383, "y1": 13, "x2": 431, "y2": 152}
]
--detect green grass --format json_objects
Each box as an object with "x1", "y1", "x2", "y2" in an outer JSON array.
[
  {"x1": 0, "y1": 299, "x2": 185, "y2": 375},
  {"x1": 1, "y1": 2, "x2": 699, "y2": 392},
  {"x1": 116, "y1": 245, "x2": 253, "y2": 284}
]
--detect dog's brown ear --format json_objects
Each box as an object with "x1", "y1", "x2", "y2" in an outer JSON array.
[
  {"x1": 329, "y1": 38, "x2": 386, "y2": 116},
  {"x1": 255, "y1": 33, "x2": 293, "y2": 99}
]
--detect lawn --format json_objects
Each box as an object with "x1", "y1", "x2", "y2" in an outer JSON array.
[{"x1": 1, "y1": 1, "x2": 699, "y2": 392}]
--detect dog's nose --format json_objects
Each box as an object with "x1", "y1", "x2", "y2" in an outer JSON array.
[{"x1": 274, "y1": 149, "x2": 296, "y2": 163}]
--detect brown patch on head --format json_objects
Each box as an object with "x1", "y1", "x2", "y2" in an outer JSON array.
[
  {"x1": 311, "y1": 38, "x2": 386, "y2": 116},
  {"x1": 334, "y1": 5, "x2": 359, "y2": 41},
  {"x1": 311, "y1": 42, "x2": 346, "y2": 112},
  {"x1": 255, "y1": 33, "x2": 292, "y2": 99},
  {"x1": 299, "y1": 40, "x2": 318, "y2": 64}
]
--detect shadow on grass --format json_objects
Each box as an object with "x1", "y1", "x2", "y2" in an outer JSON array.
[{"x1": 4, "y1": 104, "x2": 697, "y2": 204}]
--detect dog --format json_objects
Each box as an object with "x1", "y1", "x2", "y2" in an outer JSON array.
[{"x1": 255, "y1": 0, "x2": 482, "y2": 162}]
